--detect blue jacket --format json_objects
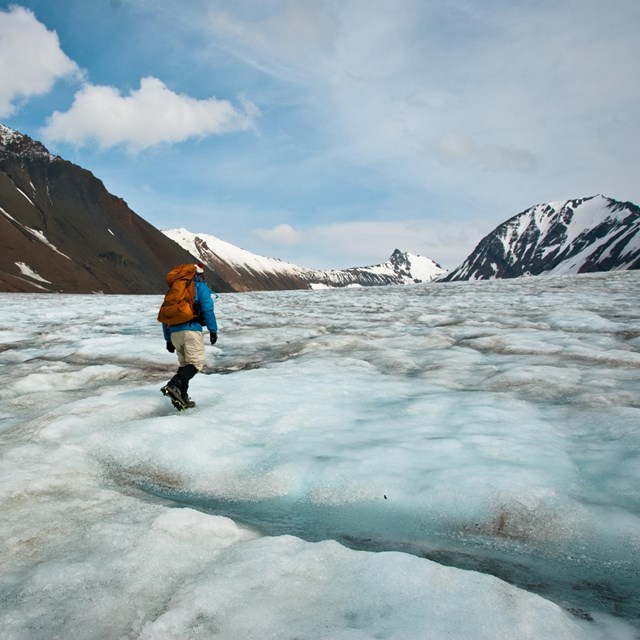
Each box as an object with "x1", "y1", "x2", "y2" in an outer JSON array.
[{"x1": 162, "y1": 277, "x2": 218, "y2": 341}]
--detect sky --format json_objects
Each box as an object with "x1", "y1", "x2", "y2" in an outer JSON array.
[{"x1": 1, "y1": 0, "x2": 639, "y2": 270}]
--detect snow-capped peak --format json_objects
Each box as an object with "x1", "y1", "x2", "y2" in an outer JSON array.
[
  {"x1": 0, "y1": 123, "x2": 56, "y2": 161},
  {"x1": 443, "y1": 195, "x2": 640, "y2": 281},
  {"x1": 163, "y1": 228, "x2": 447, "y2": 289},
  {"x1": 164, "y1": 227, "x2": 312, "y2": 278}
]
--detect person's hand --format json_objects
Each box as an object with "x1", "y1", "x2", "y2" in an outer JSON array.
[
  {"x1": 209, "y1": 332, "x2": 218, "y2": 345},
  {"x1": 166, "y1": 341, "x2": 175, "y2": 353}
]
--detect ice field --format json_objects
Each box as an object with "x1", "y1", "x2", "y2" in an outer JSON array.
[{"x1": 1, "y1": 271, "x2": 639, "y2": 639}]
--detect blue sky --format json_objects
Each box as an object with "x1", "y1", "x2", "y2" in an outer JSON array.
[{"x1": 1, "y1": 0, "x2": 639, "y2": 269}]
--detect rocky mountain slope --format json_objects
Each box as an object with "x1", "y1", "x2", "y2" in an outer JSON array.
[
  {"x1": 443, "y1": 195, "x2": 640, "y2": 281},
  {"x1": 0, "y1": 124, "x2": 228, "y2": 294},
  {"x1": 1, "y1": 124, "x2": 445, "y2": 294},
  {"x1": 163, "y1": 228, "x2": 447, "y2": 291}
]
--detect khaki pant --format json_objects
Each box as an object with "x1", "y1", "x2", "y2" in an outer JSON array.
[{"x1": 170, "y1": 330, "x2": 206, "y2": 371}]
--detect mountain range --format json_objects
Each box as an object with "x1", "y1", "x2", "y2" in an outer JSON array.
[
  {"x1": 1, "y1": 123, "x2": 639, "y2": 294},
  {"x1": 163, "y1": 227, "x2": 446, "y2": 291},
  {"x1": 0, "y1": 124, "x2": 444, "y2": 293}
]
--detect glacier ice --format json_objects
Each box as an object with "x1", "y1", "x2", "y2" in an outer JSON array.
[{"x1": 0, "y1": 272, "x2": 639, "y2": 639}]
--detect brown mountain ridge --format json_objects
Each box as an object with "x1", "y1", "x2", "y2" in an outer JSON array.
[{"x1": 0, "y1": 124, "x2": 232, "y2": 294}]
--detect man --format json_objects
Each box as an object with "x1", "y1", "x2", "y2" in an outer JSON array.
[{"x1": 161, "y1": 263, "x2": 218, "y2": 410}]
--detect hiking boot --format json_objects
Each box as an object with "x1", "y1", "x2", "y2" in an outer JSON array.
[
  {"x1": 161, "y1": 384, "x2": 187, "y2": 410},
  {"x1": 182, "y1": 394, "x2": 196, "y2": 409}
]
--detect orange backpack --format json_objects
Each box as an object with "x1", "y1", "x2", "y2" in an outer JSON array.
[{"x1": 157, "y1": 264, "x2": 198, "y2": 326}]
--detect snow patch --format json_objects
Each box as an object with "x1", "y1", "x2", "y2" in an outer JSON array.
[
  {"x1": 1, "y1": 206, "x2": 71, "y2": 260},
  {"x1": 15, "y1": 187, "x2": 34, "y2": 206},
  {"x1": 24, "y1": 227, "x2": 71, "y2": 260},
  {"x1": 15, "y1": 262, "x2": 51, "y2": 283},
  {"x1": 0, "y1": 206, "x2": 18, "y2": 223}
]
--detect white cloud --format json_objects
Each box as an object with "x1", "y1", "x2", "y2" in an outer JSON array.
[
  {"x1": 40, "y1": 77, "x2": 259, "y2": 150},
  {"x1": 255, "y1": 223, "x2": 300, "y2": 245},
  {"x1": 0, "y1": 5, "x2": 82, "y2": 117}
]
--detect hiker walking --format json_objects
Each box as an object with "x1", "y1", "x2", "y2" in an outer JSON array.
[{"x1": 158, "y1": 263, "x2": 218, "y2": 410}]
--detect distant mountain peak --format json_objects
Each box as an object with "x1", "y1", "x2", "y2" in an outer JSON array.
[
  {"x1": 164, "y1": 228, "x2": 447, "y2": 290},
  {"x1": 443, "y1": 195, "x2": 640, "y2": 281}
]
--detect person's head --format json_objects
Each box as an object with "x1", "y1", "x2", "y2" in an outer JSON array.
[{"x1": 195, "y1": 263, "x2": 205, "y2": 281}]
